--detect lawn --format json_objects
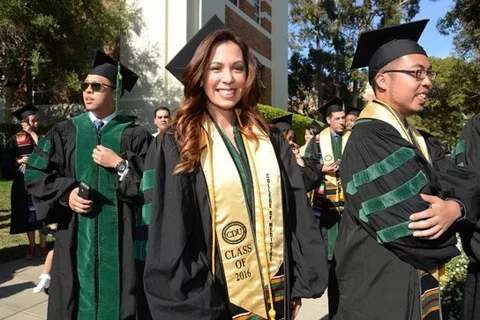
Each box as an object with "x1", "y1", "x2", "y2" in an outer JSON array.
[{"x1": 0, "y1": 180, "x2": 54, "y2": 264}]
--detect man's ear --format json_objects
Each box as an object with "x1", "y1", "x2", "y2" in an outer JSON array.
[
  {"x1": 375, "y1": 72, "x2": 389, "y2": 92},
  {"x1": 326, "y1": 116, "x2": 331, "y2": 125}
]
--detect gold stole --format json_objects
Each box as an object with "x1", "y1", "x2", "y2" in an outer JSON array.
[
  {"x1": 319, "y1": 127, "x2": 350, "y2": 206},
  {"x1": 359, "y1": 100, "x2": 431, "y2": 163},
  {"x1": 358, "y1": 100, "x2": 445, "y2": 281},
  {"x1": 200, "y1": 117, "x2": 284, "y2": 319}
]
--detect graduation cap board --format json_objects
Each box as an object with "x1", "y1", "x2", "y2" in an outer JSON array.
[
  {"x1": 351, "y1": 19, "x2": 429, "y2": 84},
  {"x1": 317, "y1": 97, "x2": 344, "y2": 122},
  {"x1": 12, "y1": 104, "x2": 38, "y2": 121},
  {"x1": 271, "y1": 114, "x2": 293, "y2": 132},
  {"x1": 165, "y1": 15, "x2": 227, "y2": 84},
  {"x1": 89, "y1": 49, "x2": 139, "y2": 111}
]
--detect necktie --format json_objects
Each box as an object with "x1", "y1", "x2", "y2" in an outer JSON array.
[{"x1": 94, "y1": 120, "x2": 104, "y2": 136}]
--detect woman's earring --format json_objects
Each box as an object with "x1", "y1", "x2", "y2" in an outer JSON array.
[{"x1": 200, "y1": 81, "x2": 204, "y2": 88}]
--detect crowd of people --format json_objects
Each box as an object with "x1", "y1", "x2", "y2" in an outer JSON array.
[{"x1": 4, "y1": 16, "x2": 480, "y2": 320}]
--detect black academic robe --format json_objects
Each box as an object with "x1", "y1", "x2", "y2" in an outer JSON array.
[
  {"x1": 454, "y1": 113, "x2": 480, "y2": 320},
  {"x1": 25, "y1": 114, "x2": 152, "y2": 320},
  {"x1": 330, "y1": 120, "x2": 479, "y2": 320},
  {"x1": 6, "y1": 132, "x2": 43, "y2": 234},
  {"x1": 143, "y1": 128, "x2": 328, "y2": 320}
]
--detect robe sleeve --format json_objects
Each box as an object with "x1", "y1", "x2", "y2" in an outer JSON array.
[
  {"x1": 299, "y1": 157, "x2": 322, "y2": 192},
  {"x1": 2, "y1": 136, "x2": 19, "y2": 180},
  {"x1": 341, "y1": 122, "x2": 461, "y2": 271},
  {"x1": 453, "y1": 115, "x2": 480, "y2": 264},
  {"x1": 116, "y1": 126, "x2": 152, "y2": 204},
  {"x1": 143, "y1": 133, "x2": 229, "y2": 320},
  {"x1": 270, "y1": 129, "x2": 328, "y2": 299},
  {"x1": 24, "y1": 124, "x2": 77, "y2": 222}
]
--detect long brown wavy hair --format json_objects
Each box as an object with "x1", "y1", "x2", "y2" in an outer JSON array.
[{"x1": 173, "y1": 29, "x2": 269, "y2": 174}]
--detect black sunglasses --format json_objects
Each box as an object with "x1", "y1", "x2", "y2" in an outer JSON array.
[{"x1": 81, "y1": 82, "x2": 116, "y2": 92}]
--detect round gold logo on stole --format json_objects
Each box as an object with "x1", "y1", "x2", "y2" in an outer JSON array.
[
  {"x1": 222, "y1": 222, "x2": 247, "y2": 245},
  {"x1": 324, "y1": 155, "x2": 333, "y2": 161}
]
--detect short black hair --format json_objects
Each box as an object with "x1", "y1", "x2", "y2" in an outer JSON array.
[{"x1": 154, "y1": 106, "x2": 171, "y2": 118}]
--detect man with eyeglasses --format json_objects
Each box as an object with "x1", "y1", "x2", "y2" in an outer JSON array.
[
  {"x1": 25, "y1": 49, "x2": 152, "y2": 320},
  {"x1": 152, "y1": 106, "x2": 171, "y2": 137},
  {"x1": 329, "y1": 20, "x2": 480, "y2": 319}
]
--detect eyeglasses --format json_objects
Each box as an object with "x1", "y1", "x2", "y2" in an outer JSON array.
[
  {"x1": 81, "y1": 82, "x2": 116, "y2": 92},
  {"x1": 382, "y1": 69, "x2": 437, "y2": 81}
]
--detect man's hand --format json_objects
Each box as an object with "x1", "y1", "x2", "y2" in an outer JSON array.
[
  {"x1": 92, "y1": 145, "x2": 122, "y2": 169},
  {"x1": 291, "y1": 299, "x2": 302, "y2": 319},
  {"x1": 66, "y1": 187, "x2": 92, "y2": 214},
  {"x1": 408, "y1": 194, "x2": 461, "y2": 240},
  {"x1": 321, "y1": 162, "x2": 339, "y2": 173}
]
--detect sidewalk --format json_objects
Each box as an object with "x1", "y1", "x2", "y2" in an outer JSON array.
[
  {"x1": 0, "y1": 258, "x2": 328, "y2": 319},
  {"x1": 0, "y1": 259, "x2": 47, "y2": 319}
]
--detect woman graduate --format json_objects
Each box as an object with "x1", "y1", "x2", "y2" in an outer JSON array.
[
  {"x1": 6, "y1": 104, "x2": 47, "y2": 259},
  {"x1": 143, "y1": 16, "x2": 327, "y2": 320}
]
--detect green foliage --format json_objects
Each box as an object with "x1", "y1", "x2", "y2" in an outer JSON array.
[
  {"x1": 258, "y1": 104, "x2": 323, "y2": 146},
  {"x1": 0, "y1": 0, "x2": 134, "y2": 103},
  {"x1": 411, "y1": 57, "x2": 480, "y2": 148},
  {"x1": 441, "y1": 248, "x2": 468, "y2": 320},
  {"x1": 288, "y1": 0, "x2": 420, "y2": 110},
  {"x1": 436, "y1": 0, "x2": 480, "y2": 57}
]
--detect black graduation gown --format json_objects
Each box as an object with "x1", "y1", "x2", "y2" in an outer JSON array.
[
  {"x1": 142, "y1": 128, "x2": 328, "y2": 320},
  {"x1": 454, "y1": 113, "x2": 480, "y2": 320},
  {"x1": 6, "y1": 132, "x2": 43, "y2": 234},
  {"x1": 25, "y1": 114, "x2": 152, "y2": 320},
  {"x1": 330, "y1": 120, "x2": 479, "y2": 320}
]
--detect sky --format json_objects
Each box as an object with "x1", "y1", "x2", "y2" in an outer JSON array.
[{"x1": 415, "y1": 0, "x2": 456, "y2": 58}]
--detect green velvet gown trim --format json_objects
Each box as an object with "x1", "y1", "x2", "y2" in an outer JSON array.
[{"x1": 73, "y1": 113, "x2": 131, "y2": 320}]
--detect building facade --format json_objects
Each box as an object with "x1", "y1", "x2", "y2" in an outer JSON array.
[{"x1": 122, "y1": 0, "x2": 288, "y2": 129}]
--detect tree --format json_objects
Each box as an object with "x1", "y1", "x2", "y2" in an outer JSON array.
[
  {"x1": 288, "y1": 0, "x2": 420, "y2": 109},
  {"x1": 436, "y1": 0, "x2": 480, "y2": 57},
  {"x1": 411, "y1": 57, "x2": 480, "y2": 148},
  {"x1": 0, "y1": 0, "x2": 133, "y2": 105}
]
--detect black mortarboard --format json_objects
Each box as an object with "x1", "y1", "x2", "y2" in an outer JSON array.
[
  {"x1": 90, "y1": 49, "x2": 139, "y2": 93},
  {"x1": 309, "y1": 120, "x2": 323, "y2": 135},
  {"x1": 165, "y1": 15, "x2": 226, "y2": 84},
  {"x1": 346, "y1": 106, "x2": 362, "y2": 117},
  {"x1": 271, "y1": 114, "x2": 293, "y2": 132},
  {"x1": 351, "y1": 19, "x2": 429, "y2": 84},
  {"x1": 318, "y1": 97, "x2": 344, "y2": 122},
  {"x1": 12, "y1": 104, "x2": 38, "y2": 121}
]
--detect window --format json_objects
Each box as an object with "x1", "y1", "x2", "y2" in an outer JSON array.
[
  {"x1": 229, "y1": 0, "x2": 238, "y2": 6},
  {"x1": 254, "y1": 0, "x2": 261, "y2": 24}
]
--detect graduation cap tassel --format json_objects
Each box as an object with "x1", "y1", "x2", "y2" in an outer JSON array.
[{"x1": 116, "y1": 63, "x2": 123, "y2": 112}]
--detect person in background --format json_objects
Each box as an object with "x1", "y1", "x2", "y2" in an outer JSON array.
[
  {"x1": 299, "y1": 120, "x2": 322, "y2": 157},
  {"x1": 6, "y1": 104, "x2": 47, "y2": 260},
  {"x1": 345, "y1": 106, "x2": 361, "y2": 131},
  {"x1": 304, "y1": 97, "x2": 350, "y2": 264},
  {"x1": 152, "y1": 106, "x2": 171, "y2": 137},
  {"x1": 453, "y1": 114, "x2": 480, "y2": 320},
  {"x1": 33, "y1": 223, "x2": 57, "y2": 294},
  {"x1": 25, "y1": 49, "x2": 152, "y2": 319},
  {"x1": 143, "y1": 21, "x2": 327, "y2": 320}
]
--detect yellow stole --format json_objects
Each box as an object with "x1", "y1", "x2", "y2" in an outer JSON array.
[
  {"x1": 318, "y1": 127, "x2": 350, "y2": 206},
  {"x1": 200, "y1": 116, "x2": 284, "y2": 319},
  {"x1": 358, "y1": 100, "x2": 431, "y2": 163},
  {"x1": 358, "y1": 100, "x2": 444, "y2": 283}
]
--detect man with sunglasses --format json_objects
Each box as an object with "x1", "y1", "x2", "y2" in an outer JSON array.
[
  {"x1": 329, "y1": 20, "x2": 480, "y2": 319},
  {"x1": 25, "y1": 49, "x2": 152, "y2": 320}
]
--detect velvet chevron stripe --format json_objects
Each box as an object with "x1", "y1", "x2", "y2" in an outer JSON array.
[
  {"x1": 453, "y1": 139, "x2": 465, "y2": 159},
  {"x1": 37, "y1": 137, "x2": 51, "y2": 153},
  {"x1": 346, "y1": 147, "x2": 416, "y2": 195},
  {"x1": 359, "y1": 170, "x2": 428, "y2": 223},
  {"x1": 27, "y1": 153, "x2": 48, "y2": 170},
  {"x1": 24, "y1": 168, "x2": 46, "y2": 182},
  {"x1": 376, "y1": 220, "x2": 413, "y2": 243}
]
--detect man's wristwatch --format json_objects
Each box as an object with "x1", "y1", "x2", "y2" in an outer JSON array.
[{"x1": 115, "y1": 159, "x2": 127, "y2": 173}]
